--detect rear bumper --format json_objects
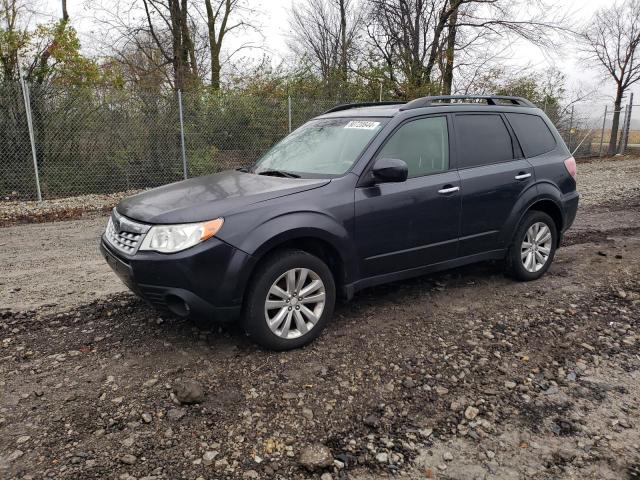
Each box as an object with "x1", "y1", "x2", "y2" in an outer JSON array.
[
  {"x1": 100, "y1": 236, "x2": 253, "y2": 323},
  {"x1": 558, "y1": 190, "x2": 579, "y2": 246},
  {"x1": 561, "y1": 191, "x2": 579, "y2": 231}
]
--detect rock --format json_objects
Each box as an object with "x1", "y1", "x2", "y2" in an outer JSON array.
[
  {"x1": 141, "y1": 413, "x2": 152, "y2": 423},
  {"x1": 504, "y1": 381, "x2": 517, "y2": 389},
  {"x1": 242, "y1": 470, "x2": 259, "y2": 479},
  {"x1": 375, "y1": 452, "x2": 389, "y2": 463},
  {"x1": 402, "y1": 377, "x2": 416, "y2": 388},
  {"x1": 167, "y1": 408, "x2": 186, "y2": 421},
  {"x1": 581, "y1": 343, "x2": 595, "y2": 352},
  {"x1": 302, "y1": 408, "x2": 314, "y2": 421},
  {"x1": 299, "y1": 444, "x2": 333, "y2": 471},
  {"x1": 173, "y1": 380, "x2": 205, "y2": 404},
  {"x1": 16, "y1": 435, "x2": 30, "y2": 444},
  {"x1": 465, "y1": 405, "x2": 480, "y2": 420},
  {"x1": 363, "y1": 414, "x2": 380, "y2": 428},
  {"x1": 143, "y1": 378, "x2": 158, "y2": 388},
  {"x1": 7, "y1": 450, "x2": 24, "y2": 462},
  {"x1": 202, "y1": 451, "x2": 218, "y2": 466},
  {"x1": 435, "y1": 386, "x2": 449, "y2": 395},
  {"x1": 443, "y1": 451, "x2": 453, "y2": 461},
  {"x1": 120, "y1": 454, "x2": 137, "y2": 465},
  {"x1": 320, "y1": 474, "x2": 333, "y2": 480}
]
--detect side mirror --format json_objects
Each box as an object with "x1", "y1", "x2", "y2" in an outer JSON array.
[{"x1": 372, "y1": 158, "x2": 408, "y2": 183}]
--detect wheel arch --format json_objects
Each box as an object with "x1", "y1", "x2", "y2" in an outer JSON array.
[
  {"x1": 502, "y1": 182, "x2": 565, "y2": 248},
  {"x1": 232, "y1": 213, "x2": 359, "y2": 304}
]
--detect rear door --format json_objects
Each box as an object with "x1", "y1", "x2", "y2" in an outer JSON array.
[
  {"x1": 354, "y1": 115, "x2": 461, "y2": 277},
  {"x1": 453, "y1": 113, "x2": 534, "y2": 256}
]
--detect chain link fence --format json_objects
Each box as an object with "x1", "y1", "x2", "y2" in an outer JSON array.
[{"x1": 1, "y1": 82, "x2": 637, "y2": 201}]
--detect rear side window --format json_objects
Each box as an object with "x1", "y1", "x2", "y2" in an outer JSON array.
[
  {"x1": 454, "y1": 114, "x2": 514, "y2": 168},
  {"x1": 506, "y1": 113, "x2": 556, "y2": 157},
  {"x1": 376, "y1": 116, "x2": 449, "y2": 178}
]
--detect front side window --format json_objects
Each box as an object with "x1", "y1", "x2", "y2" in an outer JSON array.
[
  {"x1": 253, "y1": 118, "x2": 386, "y2": 177},
  {"x1": 376, "y1": 116, "x2": 449, "y2": 178},
  {"x1": 455, "y1": 114, "x2": 514, "y2": 168}
]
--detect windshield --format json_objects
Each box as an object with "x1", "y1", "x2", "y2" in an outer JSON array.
[{"x1": 253, "y1": 117, "x2": 387, "y2": 177}]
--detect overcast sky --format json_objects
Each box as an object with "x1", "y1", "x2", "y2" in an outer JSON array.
[{"x1": 37, "y1": 0, "x2": 637, "y2": 108}]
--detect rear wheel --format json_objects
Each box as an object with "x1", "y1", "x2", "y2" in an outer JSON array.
[
  {"x1": 242, "y1": 249, "x2": 336, "y2": 350},
  {"x1": 507, "y1": 211, "x2": 557, "y2": 281}
]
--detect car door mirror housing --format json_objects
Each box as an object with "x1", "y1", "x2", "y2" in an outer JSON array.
[{"x1": 372, "y1": 158, "x2": 408, "y2": 184}]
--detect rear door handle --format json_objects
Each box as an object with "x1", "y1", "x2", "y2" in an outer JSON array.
[
  {"x1": 438, "y1": 185, "x2": 460, "y2": 194},
  {"x1": 515, "y1": 172, "x2": 532, "y2": 180}
]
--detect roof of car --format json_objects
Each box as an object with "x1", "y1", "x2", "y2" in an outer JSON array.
[{"x1": 316, "y1": 95, "x2": 540, "y2": 119}]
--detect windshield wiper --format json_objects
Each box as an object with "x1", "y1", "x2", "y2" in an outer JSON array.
[{"x1": 256, "y1": 169, "x2": 301, "y2": 178}]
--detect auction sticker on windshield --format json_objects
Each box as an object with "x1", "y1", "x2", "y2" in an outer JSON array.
[{"x1": 344, "y1": 121, "x2": 381, "y2": 130}]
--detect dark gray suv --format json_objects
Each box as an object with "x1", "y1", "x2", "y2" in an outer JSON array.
[{"x1": 101, "y1": 95, "x2": 579, "y2": 350}]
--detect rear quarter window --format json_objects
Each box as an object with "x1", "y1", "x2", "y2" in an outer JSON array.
[{"x1": 505, "y1": 113, "x2": 557, "y2": 158}]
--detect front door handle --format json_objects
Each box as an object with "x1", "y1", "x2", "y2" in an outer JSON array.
[
  {"x1": 438, "y1": 185, "x2": 460, "y2": 194},
  {"x1": 515, "y1": 172, "x2": 532, "y2": 180}
]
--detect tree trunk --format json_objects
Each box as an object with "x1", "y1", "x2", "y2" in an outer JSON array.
[
  {"x1": 211, "y1": 45, "x2": 221, "y2": 90},
  {"x1": 169, "y1": 0, "x2": 185, "y2": 91},
  {"x1": 204, "y1": 0, "x2": 225, "y2": 90},
  {"x1": 608, "y1": 84, "x2": 623, "y2": 155},
  {"x1": 339, "y1": 0, "x2": 348, "y2": 83},
  {"x1": 442, "y1": 4, "x2": 458, "y2": 95}
]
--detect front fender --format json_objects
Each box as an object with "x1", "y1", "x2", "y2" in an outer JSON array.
[{"x1": 220, "y1": 209, "x2": 358, "y2": 298}]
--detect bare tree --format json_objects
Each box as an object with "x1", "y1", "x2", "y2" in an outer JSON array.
[
  {"x1": 139, "y1": 0, "x2": 198, "y2": 90},
  {"x1": 288, "y1": 0, "x2": 363, "y2": 95},
  {"x1": 366, "y1": 0, "x2": 464, "y2": 96},
  {"x1": 203, "y1": 0, "x2": 253, "y2": 90},
  {"x1": 581, "y1": 0, "x2": 640, "y2": 155},
  {"x1": 366, "y1": 0, "x2": 566, "y2": 97}
]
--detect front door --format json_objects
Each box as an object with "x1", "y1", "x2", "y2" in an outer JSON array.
[{"x1": 354, "y1": 116, "x2": 461, "y2": 277}]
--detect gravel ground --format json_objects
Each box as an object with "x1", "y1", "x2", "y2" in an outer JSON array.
[
  {"x1": 1, "y1": 156, "x2": 640, "y2": 480},
  {"x1": 0, "y1": 191, "x2": 141, "y2": 227}
]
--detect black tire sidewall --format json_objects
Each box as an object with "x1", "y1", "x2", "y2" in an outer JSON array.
[
  {"x1": 509, "y1": 211, "x2": 557, "y2": 281},
  {"x1": 243, "y1": 250, "x2": 336, "y2": 350}
]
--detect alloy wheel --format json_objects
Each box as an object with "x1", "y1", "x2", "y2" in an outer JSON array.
[
  {"x1": 264, "y1": 268, "x2": 326, "y2": 339},
  {"x1": 521, "y1": 221, "x2": 553, "y2": 273}
]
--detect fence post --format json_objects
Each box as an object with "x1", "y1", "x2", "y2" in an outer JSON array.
[
  {"x1": 288, "y1": 96, "x2": 292, "y2": 133},
  {"x1": 567, "y1": 105, "x2": 574, "y2": 150},
  {"x1": 599, "y1": 105, "x2": 608, "y2": 158},
  {"x1": 20, "y1": 79, "x2": 42, "y2": 202},
  {"x1": 177, "y1": 89, "x2": 188, "y2": 180},
  {"x1": 622, "y1": 92, "x2": 634, "y2": 153},
  {"x1": 618, "y1": 105, "x2": 629, "y2": 154}
]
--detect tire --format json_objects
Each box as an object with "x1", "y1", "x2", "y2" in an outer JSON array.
[
  {"x1": 506, "y1": 210, "x2": 557, "y2": 281},
  {"x1": 242, "y1": 249, "x2": 336, "y2": 350}
]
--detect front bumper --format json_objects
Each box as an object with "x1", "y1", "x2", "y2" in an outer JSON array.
[{"x1": 100, "y1": 235, "x2": 254, "y2": 323}]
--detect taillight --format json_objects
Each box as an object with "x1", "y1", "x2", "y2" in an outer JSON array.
[{"x1": 564, "y1": 156, "x2": 577, "y2": 179}]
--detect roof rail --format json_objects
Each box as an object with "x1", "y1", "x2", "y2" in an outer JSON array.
[
  {"x1": 323, "y1": 101, "x2": 406, "y2": 114},
  {"x1": 399, "y1": 95, "x2": 535, "y2": 110}
]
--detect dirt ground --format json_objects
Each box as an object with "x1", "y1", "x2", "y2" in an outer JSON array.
[{"x1": 1, "y1": 157, "x2": 640, "y2": 480}]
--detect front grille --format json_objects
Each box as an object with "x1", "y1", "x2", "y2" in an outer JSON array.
[{"x1": 104, "y1": 209, "x2": 151, "y2": 255}]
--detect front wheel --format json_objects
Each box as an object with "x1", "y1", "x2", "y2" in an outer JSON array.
[
  {"x1": 242, "y1": 249, "x2": 336, "y2": 350},
  {"x1": 507, "y1": 211, "x2": 557, "y2": 281}
]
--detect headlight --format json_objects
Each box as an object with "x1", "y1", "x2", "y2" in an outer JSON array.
[{"x1": 139, "y1": 218, "x2": 224, "y2": 253}]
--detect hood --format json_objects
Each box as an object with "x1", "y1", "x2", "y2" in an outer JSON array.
[{"x1": 117, "y1": 170, "x2": 330, "y2": 224}]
